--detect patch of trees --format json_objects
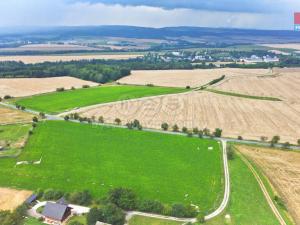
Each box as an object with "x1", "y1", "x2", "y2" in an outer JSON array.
[
  {"x1": 0, "y1": 60, "x2": 130, "y2": 83},
  {"x1": 0, "y1": 204, "x2": 27, "y2": 225}
]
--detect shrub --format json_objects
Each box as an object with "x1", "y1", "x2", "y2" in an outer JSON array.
[
  {"x1": 126, "y1": 122, "x2": 134, "y2": 129},
  {"x1": 238, "y1": 136, "x2": 243, "y2": 140},
  {"x1": 146, "y1": 83, "x2": 154, "y2": 87},
  {"x1": 198, "y1": 130, "x2": 203, "y2": 138},
  {"x1": 71, "y1": 86, "x2": 76, "y2": 90},
  {"x1": 172, "y1": 124, "x2": 179, "y2": 132},
  {"x1": 82, "y1": 85, "x2": 90, "y2": 88},
  {"x1": 171, "y1": 204, "x2": 197, "y2": 218},
  {"x1": 227, "y1": 145, "x2": 234, "y2": 160},
  {"x1": 69, "y1": 221, "x2": 83, "y2": 225},
  {"x1": 98, "y1": 116, "x2": 104, "y2": 123},
  {"x1": 213, "y1": 128, "x2": 222, "y2": 137},
  {"x1": 39, "y1": 112, "x2": 46, "y2": 119},
  {"x1": 138, "y1": 200, "x2": 164, "y2": 214},
  {"x1": 64, "y1": 115, "x2": 70, "y2": 121},
  {"x1": 43, "y1": 189, "x2": 64, "y2": 200},
  {"x1": 271, "y1": 135, "x2": 280, "y2": 147},
  {"x1": 203, "y1": 128, "x2": 210, "y2": 136},
  {"x1": 193, "y1": 128, "x2": 199, "y2": 134},
  {"x1": 187, "y1": 131, "x2": 193, "y2": 137},
  {"x1": 68, "y1": 190, "x2": 92, "y2": 206},
  {"x1": 115, "y1": 118, "x2": 121, "y2": 125},
  {"x1": 161, "y1": 123, "x2": 169, "y2": 131},
  {"x1": 182, "y1": 127, "x2": 188, "y2": 133},
  {"x1": 298, "y1": 139, "x2": 300, "y2": 146},
  {"x1": 197, "y1": 212, "x2": 205, "y2": 223},
  {"x1": 87, "y1": 207, "x2": 102, "y2": 225},
  {"x1": 32, "y1": 116, "x2": 38, "y2": 123},
  {"x1": 35, "y1": 188, "x2": 44, "y2": 199},
  {"x1": 108, "y1": 188, "x2": 137, "y2": 210},
  {"x1": 87, "y1": 204, "x2": 125, "y2": 225},
  {"x1": 3, "y1": 95, "x2": 12, "y2": 100},
  {"x1": 56, "y1": 87, "x2": 65, "y2": 92},
  {"x1": 186, "y1": 86, "x2": 191, "y2": 89}
]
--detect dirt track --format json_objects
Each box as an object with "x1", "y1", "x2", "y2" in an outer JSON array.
[
  {"x1": 0, "y1": 188, "x2": 32, "y2": 211},
  {"x1": 0, "y1": 76, "x2": 98, "y2": 97},
  {"x1": 77, "y1": 91, "x2": 300, "y2": 144},
  {"x1": 238, "y1": 146, "x2": 300, "y2": 224}
]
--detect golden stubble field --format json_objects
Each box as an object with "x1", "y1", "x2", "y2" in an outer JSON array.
[
  {"x1": 77, "y1": 91, "x2": 300, "y2": 144},
  {"x1": 0, "y1": 106, "x2": 33, "y2": 124},
  {"x1": 0, "y1": 188, "x2": 32, "y2": 211},
  {"x1": 0, "y1": 76, "x2": 98, "y2": 97},
  {"x1": 0, "y1": 54, "x2": 143, "y2": 64},
  {"x1": 261, "y1": 43, "x2": 300, "y2": 51},
  {"x1": 238, "y1": 145, "x2": 300, "y2": 224},
  {"x1": 118, "y1": 68, "x2": 271, "y2": 88}
]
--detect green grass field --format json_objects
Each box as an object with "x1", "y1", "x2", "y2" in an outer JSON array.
[
  {"x1": 0, "y1": 124, "x2": 31, "y2": 157},
  {"x1": 206, "y1": 89, "x2": 282, "y2": 101},
  {"x1": 0, "y1": 121, "x2": 223, "y2": 212},
  {"x1": 129, "y1": 215, "x2": 183, "y2": 225},
  {"x1": 23, "y1": 217, "x2": 44, "y2": 225},
  {"x1": 14, "y1": 85, "x2": 185, "y2": 114},
  {"x1": 205, "y1": 153, "x2": 281, "y2": 225}
]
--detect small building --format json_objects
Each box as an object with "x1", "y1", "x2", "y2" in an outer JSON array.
[
  {"x1": 95, "y1": 222, "x2": 112, "y2": 225},
  {"x1": 25, "y1": 194, "x2": 38, "y2": 205},
  {"x1": 42, "y1": 202, "x2": 72, "y2": 225}
]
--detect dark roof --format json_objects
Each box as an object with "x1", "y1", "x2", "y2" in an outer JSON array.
[
  {"x1": 56, "y1": 197, "x2": 68, "y2": 206},
  {"x1": 25, "y1": 194, "x2": 37, "y2": 204},
  {"x1": 42, "y1": 202, "x2": 69, "y2": 221}
]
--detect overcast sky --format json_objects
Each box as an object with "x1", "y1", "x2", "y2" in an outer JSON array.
[{"x1": 0, "y1": 0, "x2": 299, "y2": 30}]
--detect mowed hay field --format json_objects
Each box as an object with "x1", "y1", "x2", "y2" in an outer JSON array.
[
  {"x1": 261, "y1": 43, "x2": 300, "y2": 51},
  {"x1": 14, "y1": 85, "x2": 185, "y2": 114},
  {"x1": 212, "y1": 68, "x2": 300, "y2": 106},
  {"x1": 0, "y1": 121, "x2": 223, "y2": 211},
  {"x1": 0, "y1": 188, "x2": 32, "y2": 211},
  {"x1": 0, "y1": 76, "x2": 98, "y2": 98},
  {"x1": 78, "y1": 91, "x2": 300, "y2": 143},
  {"x1": 238, "y1": 145, "x2": 300, "y2": 224},
  {"x1": 0, "y1": 54, "x2": 143, "y2": 64},
  {"x1": 118, "y1": 68, "x2": 270, "y2": 88},
  {"x1": 0, "y1": 106, "x2": 32, "y2": 124}
]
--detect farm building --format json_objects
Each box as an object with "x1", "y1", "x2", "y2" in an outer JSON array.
[
  {"x1": 25, "y1": 194, "x2": 37, "y2": 204},
  {"x1": 95, "y1": 221, "x2": 112, "y2": 225},
  {"x1": 42, "y1": 202, "x2": 72, "y2": 225}
]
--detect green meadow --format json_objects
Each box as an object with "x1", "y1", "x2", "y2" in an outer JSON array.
[
  {"x1": 13, "y1": 85, "x2": 185, "y2": 114},
  {"x1": 0, "y1": 121, "x2": 223, "y2": 212}
]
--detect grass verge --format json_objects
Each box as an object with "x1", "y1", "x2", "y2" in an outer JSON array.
[
  {"x1": 128, "y1": 215, "x2": 183, "y2": 225},
  {"x1": 205, "y1": 89, "x2": 282, "y2": 101}
]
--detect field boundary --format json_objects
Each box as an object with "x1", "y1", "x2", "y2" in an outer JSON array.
[
  {"x1": 237, "y1": 150, "x2": 287, "y2": 225},
  {"x1": 205, "y1": 89, "x2": 282, "y2": 101}
]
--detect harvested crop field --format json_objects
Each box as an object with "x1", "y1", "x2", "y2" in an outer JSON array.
[
  {"x1": 0, "y1": 188, "x2": 32, "y2": 211},
  {"x1": 261, "y1": 43, "x2": 300, "y2": 51},
  {"x1": 0, "y1": 76, "x2": 98, "y2": 97},
  {"x1": 0, "y1": 44, "x2": 99, "y2": 52},
  {"x1": 0, "y1": 106, "x2": 33, "y2": 124},
  {"x1": 212, "y1": 68, "x2": 300, "y2": 105},
  {"x1": 77, "y1": 91, "x2": 300, "y2": 143},
  {"x1": 0, "y1": 54, "x2": 143, "y2": 64},
  {"x1": 118, "y1": 68, "x2": 270, "y2": 88},
  {"x1": 238, "y1": 145, "x2": 300, "y2": 224}
]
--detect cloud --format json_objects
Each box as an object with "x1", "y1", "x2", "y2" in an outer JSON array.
[
  {"x1": 71, "y1": 0, "x2": 300, "y2": 13},
  {"x1": 0, "y1": 0, "x2": 297, "y2": 29}
]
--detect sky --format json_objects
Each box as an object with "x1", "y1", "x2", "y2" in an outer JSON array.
[{"x1": 0, "y1": 0, "x2": 299, "y2": 30}]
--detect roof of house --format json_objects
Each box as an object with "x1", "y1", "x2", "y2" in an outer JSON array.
[
  {"x1": 25, "y1": 194, "x2": 37, "y2": 204},
  {"x1": 56, "y1": 197, "x2": 68, "y2": 206},
  {"x1": 95, "y1": 222, "x2": 112, "y2": 225},
  {"x1": 42, "y1": 202, "x2": 69, "y2": 221}
]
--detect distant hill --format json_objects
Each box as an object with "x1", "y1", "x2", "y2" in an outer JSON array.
[{"x1": 0, "y1": 26, "x2": 299, "y2": 45}]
